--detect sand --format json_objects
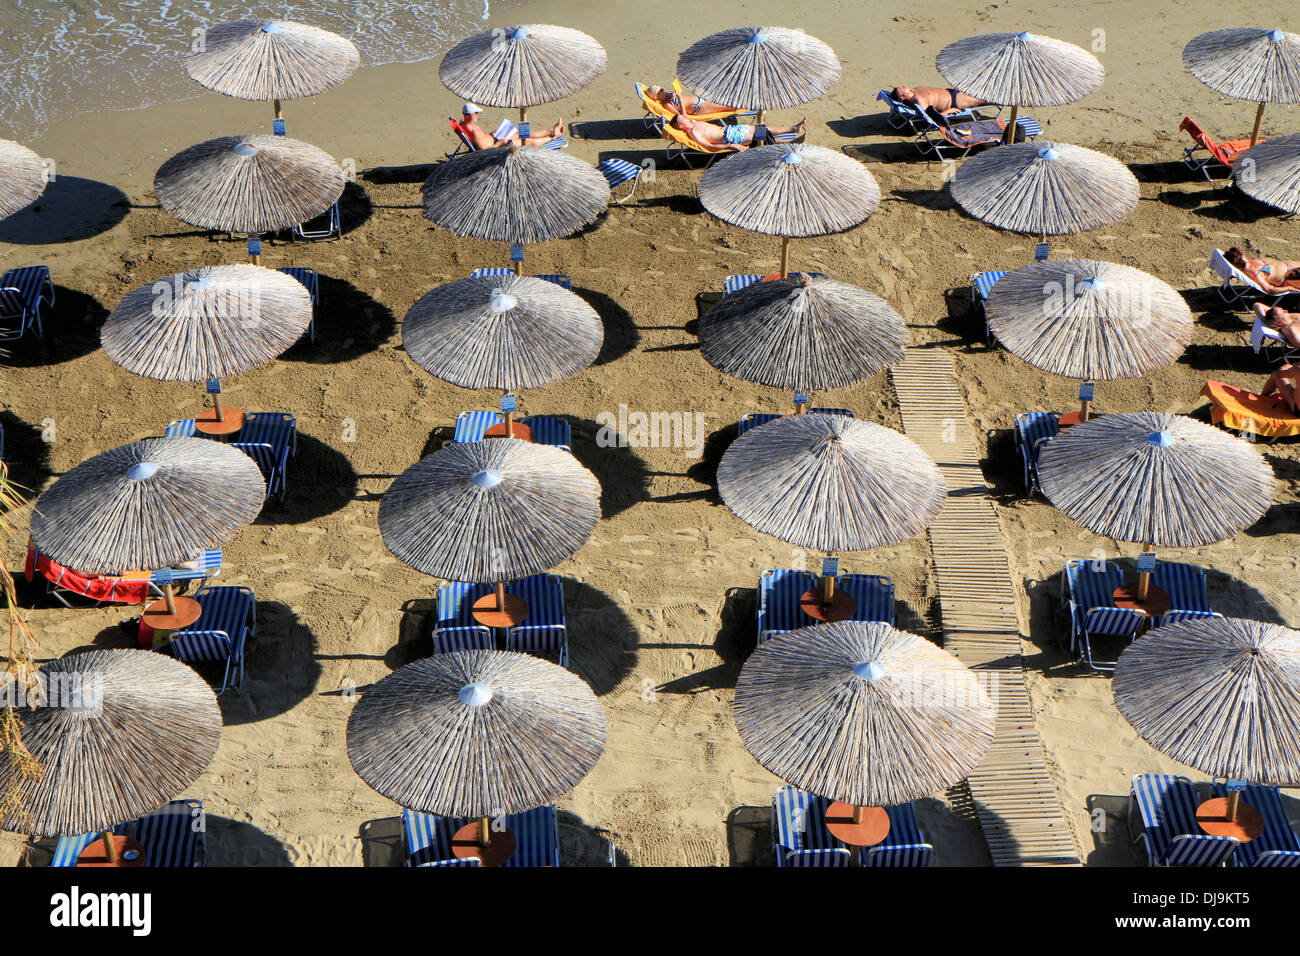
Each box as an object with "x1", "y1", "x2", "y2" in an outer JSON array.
[{"x1": 3, "y1": 0, "x2": 1299, "y2": 867}]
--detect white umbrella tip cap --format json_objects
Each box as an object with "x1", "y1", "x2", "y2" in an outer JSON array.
[
  {"x1": 781, "y1": 151, "x2": 803, "y2": 165},
  {"x1": 126, "y1": 462, "x2": 159, "y2": 481},
  {"x1": 1038, "y1": 147, "x2": 1060, "y2": 160},
  {"x1": 853, "y1": 660, "x2": 886, "y2": 681},
  {"x1": 1017, "y1": 31, "x2": 1035, "y2": 40},
  {"x1": 1269, "y1": 29, "x2": 1285, "y2": 42},
  {"x1": 749, "y1": 31, "x2": 768, "y2": 43},
  {"x1": 233, "y1": 143, "x2": 260, "y2": 157},
  {"x1": 510, "y1": 26, "x2": 530, "y2": 39},
  {"x1": 488, "y1": 292, "x2": 519, "y2": 312},
  {"x1": 1078, "y1": 276, "x2": 1107, "y2": 292},
  {"x1": 473, "y1": 468, "x2": 505, "y2": 489},
  {"x1": 1146, "y1": 431, "x2": 1176, "y2": 447},
  {"x1": 188, "y1": 278, "x2": 214, "y2": 291},
  {"x1": 262, "y1": 22, "x2": 284, "y2": 34},
  {"x1": 458, "y1": 682, "x2": 494, "y2": 707}
]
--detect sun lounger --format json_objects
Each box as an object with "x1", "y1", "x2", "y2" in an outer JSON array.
[
  {"x1": 661, "y1": 121, "x2": 740, "y2": 167},
  {"x1": 1151, "y1": 560, "x2": 1210, "y2": 614},
  {"x1": 862, "y1": 802, "x2": 933, "y2": 867},
  {"x1": 1014, "y1": 411, "x2": 1060, "y2": 496},
  {"x1": 1210, "y1": 248, "x2": 1299, "y2": 307},
  {"x1": 914, "y1": 107, "x2": 1041, "y2": 159},
  {"x1": 0, "y1": 266, "x2": 54, "y2": 341},
  {"x1": 277, "y1": 266, "x2": 318, "y2": 342},
  {"x1": 597, "y1": 157, "x2": 644, "y2": 204},
  {"x1": 636, "y1": 82, "x2": 756, "y2": 129},
  {"x1": 294, "y1": 201, "x2": 340, "y2": 241},
  {"x1": 25, "y1": 545, "x2": 221, "y2": 608},
  {"x1": 1129, "y1": 773, "x2": 1239, "y2": 866},
  {"x1": 723, "y1": 272, "x2": 828, "y2": 296},
  {"x1": 405, "y1": 805, "x2": 559, "y2": 867},
  {"x1": 452, "y1": 410, "x2": 572, "y2": 450},
  {"x1": 756, "y1": 568, "x2": 816, "y2": 644},
  {"x1": 447, "y1": 117, "x2": 567, "y2": 155},
  {"x1": 232, "y1": 412, "x2": 297, "y2": 503},
  {"x1": 400, "y1": 809, "x2": 483, "y2": 866},
  {"x1": 1153, "y1": 609, "x2": 1223, "y2": 628},
  {"x1": 1180, "y1": 118, "x2": 1256, "y2": 181},
  {"x1": 1200, "y1": 380, "x2": 1300, "y2": 440},
  {"x1": 738, "y1": 408, "x2": 852, "y2": 436},
  {"x1": 1251, "y1": 314, "x2": 1300, "y2": 365},
  {"x1": 169, "y1": 585, "x2": 255, "y2": 694},
  {"x1": 504, "y1": 574, "x2": 568, "y2": 667},
  {"x1": 838, "y1": 574, "x2": 895, "y2": 625},
  {"x1": 1062, "y1": 557, "x2": 1123, "y2": 610},
  {"x1": 52, "y1": 800, "x2": 205, "y2": 867},
  {"x1": 1075, "y1": 606, "x2": 1145, "y2": 671},
  {"x1": 772, "y1": 786, "x2": 852, "y2": 867},
  {"x1": 434, "y1": 580, "x2": 495, "y2": 652},
  {"x1": 875, "y1": 89, "x2": 996, "y2": 131},
  {"x1": 469, "y1": 266, "x2": 572, "y2": 290},
  {"x1": 1212, "y1": 782, "x2": 1300, "y2": 867},
  {"x1": 1062, "y1": 558, "x2": 1142, "y2": 669}
]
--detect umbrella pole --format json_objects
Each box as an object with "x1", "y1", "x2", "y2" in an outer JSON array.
[
  {"x1": 1079, "y1": 394, "x2": 1091, "y2": 422},
  {"x1": 273, "y1": 99, "x2": 283, "y2": 121},
  {"x1": 478, "y1": 815, "x2": 491, "y2": 846},
  {"x1": 795, "y1": 394, "x2": 808, "y2": 415},
  {"x1": 101, "y1": 831, "x2": 119, "y2": 862},
  {"x1": 1250, "y1": 102, "x2": 1265, "y2": 147},
  {"x1": 822, "y1": 556, "x2": 836, "y2": 606},
  {"x1": 520, "y1": 107, "x2": 528, "y2": 124},
  {"x1": 211, "y1": 382, "x2": 225, "y2": 424},
  {"x1": 1137, "y1": 549, "x2": 1151, "y2": 602},
  {"x1": 779, "y1": 237, "x2": 790, "y2": 279},
  {"x1": 1226, "y1": 789, "x2": 1241, "y2": 823},
  {"x1": 852, "y1": 805, "x2": 863, "y2": 825},
  {"x1": 756, "y1": 109, "x2": 765, "y2": 125},
  {"x1": 161, "y1": 581, "x2": 179, "y2": 616},
  {"x1": 1003, "y1": 105, "x2": 1019, "y2": 145},
  {"x1": 494, "y1": 581, "x2": 507, "y2": 614}
]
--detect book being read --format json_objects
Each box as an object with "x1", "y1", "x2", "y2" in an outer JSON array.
[{"x1": 493, "y1": 118, "x2": 517, "y2": 142}]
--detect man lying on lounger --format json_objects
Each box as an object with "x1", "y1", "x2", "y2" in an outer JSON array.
[
  {"x1": 669, "y1": 114, "x2": 808, "y2": 148},
  {"x1": 1225, "y1": 247, "x2": 1300, "y2": 295},
  {"x1": 1261, "y1": 363, "x2": 1300, "y2": 413},
  {"x1": 459, "y1": 103, "x2": 566, "y2": 149},
  {"x1": 645, "y1": 84, "x2": 738, "y2": 116},
  {"x1": 1253, "y1": 302, "x2": 1300, "y2": 348},
  {"x1": 891, "y1": 84, "x2": 992, "y2": 115}
]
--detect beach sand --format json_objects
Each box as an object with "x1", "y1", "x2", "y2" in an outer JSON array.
[{"x1": 2, "y1": 0, "x2": 1298, "y2": 866}]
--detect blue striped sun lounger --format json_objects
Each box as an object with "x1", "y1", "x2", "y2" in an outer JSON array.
[
  {"x1": 1014, "y1": 411, "x2": 1060, "y2": 496},
  {"x1": 1073, "y1": 605, "x2": 1146, "y2": 672},
  {"x1": 756, "y1": 568, "x2": 817, "y2": 644},
  {"x1": 405, "y1": 805, "x2": 559, "y2": 867},
  {"x1": 0, "y1": 265, "x2": 55, "y2": 341},
  {"x1": 470, "y1": 267, "x2": 572, "y2": 290},
  {"x1": 862, "y1": 801, "x2": 933, "y2": 867},
  {"x1": 294, "y1": 201, "x2": 341, "y2": 240},
  {"x1": 723, "y1": 272, "x2": 827, "y2": 296},
  {"x1": 452, "y1": 410, "x2": 572, "y2": 450},
  {"x1": 233, "y1": 412, "x2": 297, "y2": 503},
  {"x1": 169, "y1": 585, "x2": 256, "y2": 694},
  {"x1": 971, "y1": 270, "x2": 1006, "y2": 340},
  {"x1": 52, "y1": 800, "x2": 205, "y2": 867},
  {"x1": 1213, "y1": 782, "x2": 1300, "y2": 867},
  {"x1": 1129, "y1": 774, "x2": 1239, "y2": 867},
  {"x1": 277, "y1": 266, "x2": 318, "y2": 342},
  {"x1": 1151, "y1": 561, "x2": 1211, "y2": 614},
  {"x1": 505, "y1": 574, "x2": 568, "y2": 667},
  {"x1": 1152, "y1": 609, "x2": 1223, "y2": 629},
  {"x1": 875, "y1": 89, "x2": 997, "y2": 131},
  {"x1": 434, "y1": 580, "x2": 495, "y2": 653},
  {"x1": 738, "y1": 408, "x2": 852, "y2": 436},
  {"x1": 838, "y1": 574, "x2": 895, "y2": 626},
  {"x1": 770, "y1": 786, "x2": 852, "y2": 867},
  {"x1": 597, "y1": 158, "x2": 643, "y2": 204},
  {"x1": 1062, "y1": 558, "x2": 1123, "y2": 610}
]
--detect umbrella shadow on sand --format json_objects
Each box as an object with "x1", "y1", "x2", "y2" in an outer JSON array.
[
  {"x1": 826, "y1": 113, "x2": 897, "y2": 139},
  {"x1": 574, "y1": 285, "x2": 640, "y2": 365},
  {"x1": 654, "y1": 585, "x2": 752, "y2": 695},
  {"x1": 219, "y1": 600, "x2": 322, "y2": 726},
  {"x1": 358, "y1": 808, "x2": 620, "y2": 866},
  {"x1": 20, "y1": 814, "x2": 294, "y2": 867},
  {"x1": 0, "y1": 176, "x2": 130, "y2": 245},
  {"x1": 280, "y1": 277, "x2": 396, "y2": 362},
  {"x1": 566, "y1": 417, "x2": 653, "y2": 518},
  {"x1": 0, "y1": 409, "x2": 53, "y2": 493},
  {"x1": 0, "y1": 286, "x2": 109, "y2": 368},
  {"x1": 255, "y1": 431, "x2": 358, "y2": 525}
]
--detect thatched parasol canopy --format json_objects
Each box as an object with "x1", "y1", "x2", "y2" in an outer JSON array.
[
  {"x1": 1233, "y1": 133, "x2": 1300, "y2": 214},
  {"x1": 0, "y1": 649, "x2": 221, "y2": 836},
  {"x1": 698, "y1": 144, "x2": 880, "y2": 238},
  {"x1": 101, "y1": 265, "x2": 312, "y2": 381},
  {"x1": 1037, "y1": 412, "x2": 1275, "y2": 549},
  {"x1": 379, "y1": 438, "x2": 600, "y2": 583},
  {"x1": 950, "y1": 141, "x2": 1138, "y2": 236},
  {"x1": 676, "y1": 26, "x2": 841, "y2": 111},
  {"x1": 347, "y1": 649, "x2": 606, "y2": 816},
  {"x1": 421, "y1": 142, "x2": 608, "y2": 245},
  {"x1": 439, "y1": 24, "x2": 607, "y2": 109},
  {"x1": 0, "y1": 139, "x2": 46, "y2": 220},
  {"x1": 1183, "y1": 28, "x2": 1300, "y2": 105},
  {"x1": 1114, "y1": 617, "x2": 1300, "y2": 784},
  {"x1": 984, "y1": 259, "x2": 1193, "y2": 380},
  {"x1": 699, "y1": 273, "x2": 906, "y2": 390},
  {"x1": 402, "y1": 274, "x2": 602, "y2": 391},
  {"x1": 154, "y1": 134, "x2": 345, "y2": 235},
  {"x1": 936, "y1": 32, "x2": 1104, "y2": 106},
  {"x1": 734, "y1": 620, "x2": 996, "y2": 806},
  {"x1": 184, "y1": 19, "x2": 360, "y2": 102},
  {"x1": 716, "y1": 414, "x2": 945, "y2": 552},
  {"x1": 30, "y1": 437, "x2": 266, "y2": 575}
]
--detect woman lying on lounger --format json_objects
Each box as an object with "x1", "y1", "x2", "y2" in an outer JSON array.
[
  {"x1": 669, "y1": 114, "x2": 807, "y2": 148},
  {"x1": 1261, "y1": 363, "x2": 1300, "y2": 413},
  {"x1": 891, "y1": 84, "x2": 992, "y2": 115},
  {"x1": 459, "y1": 103, "x2": 566, "y2": 149},
  {"x1": 645, "y1": 85, "x2": 738, "y2": 116},
  {"x1": 1225, "y1": 247, "x2": 1300, "y2": 295},
  {"x1": 1253, "y1": 303, "x2": 1300, "y2": 348}
]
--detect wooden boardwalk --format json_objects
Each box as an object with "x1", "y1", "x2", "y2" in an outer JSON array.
[{"x1": 891, "y1": 350, "x2": 1081, "y2": 866}]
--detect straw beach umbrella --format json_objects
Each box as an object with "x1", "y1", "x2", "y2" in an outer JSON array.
[
  {"x1": 0, "y1": 139, "x2": 46, "y2": 220},
  {"x1": 154, "y1": 134, "x2": 345, "y2": 239},
  {"x1": 950, "y1": 141, "x2": 1138, "y2": 237},
  {"x1": 29, "y1": 437, "x2": 265, "y2": 625},
  {"x1": 734, "y1": 621, "x2": 995, "y2": 844},
  {"x1": 937, "y1": 32, "x2": 1105, "y2": 143},
  {"x1": 676, "y1": 26, "x2": 841, "y2": 121},
  {"x1": 1114, "y1": 617, "x2": 1300, "y2": 831},
  {"x1": 421, "y1": 142, "x2": 608, "y2": 267},
  {"x1": 698, "y1": 143, "x2": 880, "y2": 277},
  {"x1": 1037, "y1": 412, "x2": 1274, "y2": 607},
  {"x1": 348, "y1": 649, "x2": 606, "y2": 863},
  {"x1": 0, "y1": 649, "x2": 220, "y2": 863},
  {"x1": 699, "y1": 273, "x2": 906, "y2": 409},
  {"x1": 717, "y1": 414, "x2": 944, "y2": 618},
  {"x1": 439, "y1": 24, "x2": 607, "y2": 122},
  {"x1": 1184, "y1": 28, "x2": 1300, "y2": 146},
  {"x1": 1232, "y1": 133, "x2": 1300, "y2": 214},
  {"x1": 101, "y1": 265, "x2": 312, "y2": 433},
  {"x1": 402, "y1": 273, "x2": 602, "y2": 392},
  {"x1": 379, "y1": 438, "x2": 599, "y2": 625},
  {"x1": 184, "y1": 19, "x2": 360, "y2": 125}
]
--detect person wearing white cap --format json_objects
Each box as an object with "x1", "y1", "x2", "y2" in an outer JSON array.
[{"x1": 459, "y1": 102, "x2": 566, "y2": 150}]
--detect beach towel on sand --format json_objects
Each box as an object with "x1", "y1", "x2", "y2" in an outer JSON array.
[{"x1": 1200, "y1": 380, "x2": 1300, "y2": 438}]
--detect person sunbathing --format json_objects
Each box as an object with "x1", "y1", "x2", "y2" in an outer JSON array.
[
  {"x1": 670, "y1": 114, "x2": 807, "y2": 148},
  {"x1": 1225, "y1": 247, "x2": 1300, "y2": 295},
  {"x1": 1253, "y1": 303, "x2": 1300, "y2": 348},
  {"x1": 1261, "y1": 363, "x2": 1300, "y2": 413},
  {"x1": 645, "y1": 84, "x2": 738, "y2": 116},
  {"x1": 891, "y1": 84, "x2": 992, "y2": 115},
  {"x1": 459, "y1": 103, "x2": 565, "y2": 149}
]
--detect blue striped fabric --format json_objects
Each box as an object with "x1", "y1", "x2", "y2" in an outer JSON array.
[
  {"x1": 434, "y1": 580, "x2": 494, "y2": 651},
  {"x1": 772, "y1": 786, "x2": 842, "y2": 854},
  {"x1": 506, "y1": 574, "x2": 568, "y2": 667},
  {"x1": 839, "y1": 574, "x2": 895, "y2": 625},
  {"x1": 469, "y1": 268, "x2": 572, "y2": 290},
  {"x1": 150, "y1": 549, "x2": 221, "y2": 590},
  {"x1": 51, "y1": 800, "x2": 203, "y2": 867},
  {"x1": 169, "y1": 586, "x2": 255, "y2": 694},
  {"x1": 1152, "y1": 561, "x2": 1210, "y2": 613},
  {"x1": 723, "y1": 272, "x2": 828, "y2": 296},
  {"x1": 233, "y1": 412, "x2": 296, "y2": 502},
  {"x1": 452, "y1": 411, "x2": 572, "y2": 450},
  {"x1": 756, "y1": 569, "x2": 816, "y2": 644},
  {"x1": 1017, "y1": 118, "x2": 1043, "y2": 137},
  {"x1": 417, "y1": 857, "x2": 482, "y2": 866},
  {"x1": 1130, "y1": 774, "x2": 1238, "y2": 866},
  {"x1": 782, "y1": 847, "x2": 853, "y2": 866},
  {"x1": 1153, "y1": 609, "x2": 1222, "y2": 628},
  {"x1": 738, "y1": 408, "x2": 853, "y2": 436},
  {"x1": 598, "y1": 158, "x2": 642, "y2": 204},
  {"x1": 972, "y1": 270, "x2": 1006, "y2": 303},
  {"x1": 1014, "y1": 412, "x2": 1060, "y2": 494},
  {"x1": 0, "y1": 266, "x2": 54, "y2": 339},
  {"x1": 1063, "y1": 558, "x2": 1123, "y2": 610},
  {"x1": 407, "y1": 805, "x2": 559, "y2": 867},
  {"x1": 1212, "y1": 782, "x2": 1300, "y2": 867},
  {"x1": 1077, "y1": 605, "x2": 1145, "y2": 671},
  {"x1": 51, "y1": 829, "x2": 122, "y2": 866},
  {"x1": 433, "y1": 625, "x2": 495, "y2": 654},
  {"x1": 277, "y1": 267, "x2": 318, "y2": 342},
  {"x1": 863, "y1": 802, "x2": 932, "y2": 867}
]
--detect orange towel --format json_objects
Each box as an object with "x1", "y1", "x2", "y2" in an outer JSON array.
[{"x1": 1200, "y1": 380, "x2": 1300, "y2": 438}]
